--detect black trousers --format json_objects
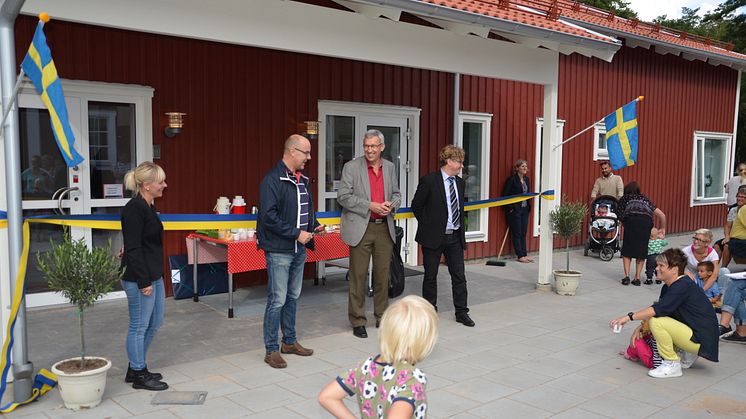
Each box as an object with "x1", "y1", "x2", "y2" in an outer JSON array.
[
  {"x1": 421, "y1": 231, "x2": 468, "y2": 314},
  {"x1": 506, "y1": 208, "x2": 530, "y2": 258},
  {"x1": 645, "y1": 254, "x2": 658, "y2": 280}
]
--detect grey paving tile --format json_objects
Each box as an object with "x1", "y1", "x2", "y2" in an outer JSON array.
[
  {"x1": 647, "y1": 395, "x2": 746, "y2": 419},
  {"x1": 425, "y1": 360, "x2": 489, "y2": 382},
  {"x1": 513, "y1": 356, "x2": 585, "y2": 379},
  {"x1": 468, "y1": 398, "x2": 552, "y2": 418},
  {"x1": 225, "y1": 384, "x2": 304, "y2": 413},
  {"x1": 242, "y1": 406, "x2": 307, "y2": 418},
  {"x1": 276, "y1": 372, "x2": 334, "y2": 399},
  {"x1": 483, "y1": 366, "x2": 555, "y2": 390},
  {"x1": 111, "y1": 390, "x2": 171, "y2": 416},
  {"x1": 543, "y1": 373, "x2": 619, "y2": 399},
  {"x1": 508, "y1": 385, "x2": 587, "y2": 414},
  {"x1": 440, "y1": 376, "x2": 519, "y2": 403},
  {"x1": 577, "y1": 393, "x2": 662, "y2": 418},
  {"x1": 47, "y1": 398, "x2": 133, "y2": 418},
  {"x1": 549, "y1": 407, "x2": 613, "y2": 418},
  {"x1": 129, "y1": 411, "x2": 179, "y2": 419},
  {"x1": 169, "y1": 374, "x2": 246, "y2": 398},
  {"x1": 222, "y1": 366, "x2": 296, "y2": 390},
  {"x1": 425, "y1": 388, "x2": 481, "y2": 418},
  {"x1": 166, "y1": 396, "x2": 248, "y2": 418}
]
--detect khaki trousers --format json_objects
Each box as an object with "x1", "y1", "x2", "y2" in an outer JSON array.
[{"x1": 348, "y1": 222, "x2": 394, "y2": 327}]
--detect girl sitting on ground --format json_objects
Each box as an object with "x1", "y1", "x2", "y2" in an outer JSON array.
[{"x1": 318, "y1": 295, "x2": 438, "y2": 419}]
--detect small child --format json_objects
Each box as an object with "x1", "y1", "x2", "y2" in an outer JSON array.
[
  {"x1": 695, "y1": 261, "x2": 723, "y2": 307},
  {"x1": 591, "y1": 205, "x2": 617, "y2": 239},
  {"x1": 646, "y1": 228, "x2": 668, "y2": 285},
  {"x1": 318, "y1": 295, "x2": 438, "y2": 418},
  {"x1": 621, "y1": 320, "x2": 662, "y2": 369}
]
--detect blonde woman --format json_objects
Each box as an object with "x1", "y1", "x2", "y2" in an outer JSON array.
[
  {"x1": 121, "y1": 162, "x2": 168, "y2": 391},
  {"x1": 319, "y1": 295, "x2": 438, "y2": 418}
]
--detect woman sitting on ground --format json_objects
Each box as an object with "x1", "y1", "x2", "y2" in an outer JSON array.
[{"x1": 610, "y1": 248, "x2": 719, "y2": 379}]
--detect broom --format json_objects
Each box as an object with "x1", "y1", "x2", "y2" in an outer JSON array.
[{"x1": 486, "y1": 227, "x2": 510, "y2": 267}]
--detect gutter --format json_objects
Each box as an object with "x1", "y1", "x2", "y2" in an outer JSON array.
[{"x1": 350, "y1": 0, "x2": 621, "y2": 53}]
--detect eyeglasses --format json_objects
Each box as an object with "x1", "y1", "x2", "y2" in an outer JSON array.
[
  {"x1": 363, "y1": 143, "x2": 383, "y2": 149},
  {"x1": 450, "y1": 158, "x2": 464, "y2": 164},
  {"x1": 692, "y1": 236, "x2": 709, "y2": 243},
  {"x1": 293, "y1": 147, "x2": 312, "y2": 157},
  {"x1": 738, "y1": 195, "x2": 746, "y2": 199}
]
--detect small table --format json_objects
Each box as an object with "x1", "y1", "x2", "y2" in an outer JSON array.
[{"x1": 186, "y1": 233, "x2": 349, "y2": 317}]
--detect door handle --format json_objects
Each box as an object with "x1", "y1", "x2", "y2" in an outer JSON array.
[{"x1": 55, "y1": 186, "x2": 79, "y2": 215}]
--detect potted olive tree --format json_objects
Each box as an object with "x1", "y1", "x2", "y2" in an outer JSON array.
[
  {"x1": 37, "y1": 232, "x2": 122, "y2": 410},
  {"x1": 549, "y1": 200, "x2": 587, "y2": 296}
]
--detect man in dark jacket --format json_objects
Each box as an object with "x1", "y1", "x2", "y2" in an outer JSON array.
[
  {"x1": 258, "y1": 134, "x2": 320, "y2": 368},
  {"x1": 411, "y1": 145, "x2": 474, "y2": 327}
]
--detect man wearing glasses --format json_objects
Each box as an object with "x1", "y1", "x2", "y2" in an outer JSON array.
[
  {"x1": 257, "y1": 134, "x2": 320, "y2": 368},
  {"x1": 338, "y1": 130, "x2": 401, "y2": 339},
  {"x1": 411, "y1": 145, "x2": 475, "y2": 327}
]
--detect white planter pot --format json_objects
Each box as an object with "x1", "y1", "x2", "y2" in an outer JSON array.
[
  {"x1": 51, "y1": 357, "x2": 111, "y2": 410},
  {"x1": 553, "y1": 270, "x2": 582, "y2": 296}
]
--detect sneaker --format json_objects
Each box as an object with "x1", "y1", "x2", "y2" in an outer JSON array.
[
  {"x1": 677, "y1": 349, "x2": 698, "y2": 369},
  {"x1": 718, "y1": 325, "x2": 733, "y2": 336},
  {"x1": 281, "y1": 341, "x2": 314, "y2": 356},
  {"x1": 643, "y1": 279, "x2": 654, "y2": 285},
  {"x1": 621, "y1": 276, "x2": 630, "y2": 285},
  {"x1": 721, "y1": 332, "x2": 746, "y2": 344},
  {"x1": 631, "y1": 278, "x2": 641, "y2": 286},
  {"x1": 647, "y1": 360, "x2": 682, "y2": 378},
  {"x1": 264, "y1": 351, "x2": 287, "y2": 368}
]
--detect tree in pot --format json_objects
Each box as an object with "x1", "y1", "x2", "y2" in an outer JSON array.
[
  {"x1": 36, "y1": 231, "x2": 122, "y2": 410},
  {"x1": 548, "y1": 200, "x2": 587, "y2": 295}
]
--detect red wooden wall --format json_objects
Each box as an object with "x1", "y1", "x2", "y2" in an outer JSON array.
[{"x1": 13, "y1": 15, "x2": 739, "y2": 293}]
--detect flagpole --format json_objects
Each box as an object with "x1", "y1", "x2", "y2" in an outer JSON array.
[
  {"x1": 0, "y1": 68, "x2": 25, "y2": 134},
  {"x1": 551, "y1": 96, "x2": 645, "y2": 151}
]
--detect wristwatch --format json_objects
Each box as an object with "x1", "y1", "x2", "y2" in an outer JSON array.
[{"x1": 627, "y1": 312, "x2": 634, "y2": 321}]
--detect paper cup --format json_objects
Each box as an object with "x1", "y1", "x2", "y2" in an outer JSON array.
[{"x1": 612, "y1": 324, "x2": 623, "y2": 334}]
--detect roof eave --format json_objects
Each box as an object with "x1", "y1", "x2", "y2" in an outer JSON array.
[
  {"x1": 562, "y1": 17, "x2": 746, "y2": 71},
  {"x1": 348, "y1": 0, "x2": 621, "y2": 54}
]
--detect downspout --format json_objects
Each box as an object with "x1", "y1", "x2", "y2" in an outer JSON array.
[
  {"x1": 0, "y1": 0, "x2": 34, "y2": 402},
  {"x1": 732, "y1": 70, "x2": 742, "y2": 177},
  {"x1": 453, "y1": 73, "x2": 460, "y2": 145}
]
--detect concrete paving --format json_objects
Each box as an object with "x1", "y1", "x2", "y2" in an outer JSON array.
[{"x1": 3, "y1": 229, "x2": 746, "y2": 418}]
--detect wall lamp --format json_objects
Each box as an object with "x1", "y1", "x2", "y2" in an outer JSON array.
[
  {"x1": 164, "y1": 112, "x2": 186, "y2": 138},
  {"x1": 304, "y1": 120, "x2": 319, "y2": 140}
]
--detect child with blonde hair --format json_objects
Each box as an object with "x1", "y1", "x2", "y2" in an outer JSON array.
[{"x1": 319, "y1": 295, "x2": 438, "y2": 418}]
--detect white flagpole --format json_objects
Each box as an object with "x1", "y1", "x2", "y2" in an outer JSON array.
[
  {"x1": 552, "y1": 96, "x2": 645, "y2": 151},
  {"x1": 0, "y1": 68, "x2": 25, "y2": 134}
]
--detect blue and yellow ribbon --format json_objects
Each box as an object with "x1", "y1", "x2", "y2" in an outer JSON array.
[{"x1": 0, "y1": 189, "x2": 553, "y2": 412}]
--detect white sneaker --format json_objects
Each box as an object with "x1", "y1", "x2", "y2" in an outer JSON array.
[
  {"x1": 648, "y1": 360, "x2": 683, "y2": 378},
  {"x1": 677, "y1": 349, "x2": 698, "y2": 369}
]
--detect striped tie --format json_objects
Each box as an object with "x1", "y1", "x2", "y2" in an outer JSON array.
[{"x1": 448, "y1": 177, "x2": 460, "y2": 228}]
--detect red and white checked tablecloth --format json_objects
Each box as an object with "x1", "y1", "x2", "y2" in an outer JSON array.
[{"x1": 186, "y1": 233, "x2": 349, "y2": 274}]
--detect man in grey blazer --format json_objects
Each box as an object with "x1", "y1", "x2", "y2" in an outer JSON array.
[{"x1": 338, "y1": 130, "x2": 401, "y2": 338}]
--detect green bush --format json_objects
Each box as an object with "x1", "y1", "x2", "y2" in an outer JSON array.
[
  {"x1": 37, "y1": 232, "x2": 122, "y2": 368},
  {"x1": 549, "y1": 200, "x2": 587, "y2": 273}
]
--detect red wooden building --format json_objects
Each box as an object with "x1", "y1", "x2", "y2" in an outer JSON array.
[{"x1": 2, "y1": 0, "x2": 744, "y2": 303}]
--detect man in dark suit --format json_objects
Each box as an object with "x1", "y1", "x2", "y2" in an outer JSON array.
[{"x1": 411, "y1": 145, "x2": 475, "y2": 327}]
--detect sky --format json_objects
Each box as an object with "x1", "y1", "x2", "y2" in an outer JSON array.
[{"x1": 625, "y1": 0, "x2": 720, "y2": 22}]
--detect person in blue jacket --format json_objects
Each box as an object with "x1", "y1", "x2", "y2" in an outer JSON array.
[
  {"x1": 502, "y1": 159, "x2": 532, "y2": 263},
  {"x1": 257, "y1": 134, "x2": 321, "y2": 369}
]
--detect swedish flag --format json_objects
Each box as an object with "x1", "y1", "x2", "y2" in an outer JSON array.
[
  {"x1": 604, "y1": 98, "x2": 641, "y2": 170},
  {"x1": 20, "y1": 21, "x2": 84, "y2": 168}
]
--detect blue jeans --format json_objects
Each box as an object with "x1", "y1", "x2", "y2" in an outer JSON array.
[
  {"x1": 263, "y1": 249, "x2": 306, "y2": 353},
  {"x1": 122, "y1": 278, "x2": 165, "y2": 370},
  {"x1": 722, "y1": 279, "x2": 746, "y2": 324}
]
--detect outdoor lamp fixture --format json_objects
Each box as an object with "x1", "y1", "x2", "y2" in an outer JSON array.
[
  {"x1": 164, "y1": 112, "x2": 186, "y2": 138},
  {"x1": 304, "y1": 120, "x2": 319, "y2": 140}
]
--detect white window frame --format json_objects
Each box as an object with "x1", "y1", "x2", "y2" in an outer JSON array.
[
  {"x1": 690, "y1": 131, "x2": 732, "y2": 206},
  {"x1": 534, "y1": 118, "x2": 565, "y2": 237},
  {"x1": 456, "y1": 112, "x2": 492, "y2": 242},
  {"x1": 593, "y1": 122, "x2": 608, "y2": 160}
]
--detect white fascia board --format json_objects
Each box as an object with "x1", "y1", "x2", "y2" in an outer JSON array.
[
  {"x1": 625, "y1": 38, "x2": 651, "y2": 50},
  {"x1": 421, "y1": 16, "x2": 490, "y2": 38},
  {"x1": 21, "y1": 0, "x2": 560, "y2": 84},
  {"x1": 332, "y1": 0, "x2": 402, "y2": 21},
  {"x1": 655, "y1": 45, "x2": 681, "y2": 56}
]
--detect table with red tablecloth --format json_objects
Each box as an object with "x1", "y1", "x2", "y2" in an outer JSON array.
[{"x1": 186, "y1": 232, "x2": 348, "y2": 317}]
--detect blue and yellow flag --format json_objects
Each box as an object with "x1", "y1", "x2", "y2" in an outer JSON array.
[
  {"x1": 20, "y1": 19, "x2": 84, "y2": 168},
  {"x1": 604, "y1": 96, "x2": 642, "y2": 170}
]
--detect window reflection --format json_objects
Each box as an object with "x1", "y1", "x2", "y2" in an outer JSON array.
[
  {"x1": 19, "y1": 108, "x2": 69, "y2": 200},
  {"x1": 88, "y1": 102, "x2": 135, "y2": 199},
  {"x1": 462, "y1": 122, "x2": 482, "y2": 232}
]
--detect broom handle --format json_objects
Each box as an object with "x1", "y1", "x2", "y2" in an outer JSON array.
[{"x1": 497, "y1": 226, "x2": 510, "y2": 260}]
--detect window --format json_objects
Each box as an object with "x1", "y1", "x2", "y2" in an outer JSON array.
[
  {"x1": 534, "y1": 118, "x2": 565, "y2": 237},
  {"x1": 457, "y1": 112, "x2": 492, "y2": 242},
  {"x1": 691, "y1": 131, "x2": 732, "y2": 205},
  {"x1": 593, "y1": 123, "x2": 608, "y2": 160}
]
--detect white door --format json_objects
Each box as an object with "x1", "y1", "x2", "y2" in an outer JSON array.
[{"x1": 17, "y1": 82, "x2": 152, "y2": 307}]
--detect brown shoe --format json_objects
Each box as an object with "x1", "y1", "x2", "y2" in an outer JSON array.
[
  {"x1": 280, "y1": 342, "x2": 314, "y2": 356},
  {"x1": 264, "y1": 351, "x2": 287, "y2": 368}
]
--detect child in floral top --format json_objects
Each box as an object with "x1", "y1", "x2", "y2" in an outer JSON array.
[
  {"x1": 646, "y1": 227, "x2": 668, "y2": 284},
  {"x1": 319, "y1": 295, "x2": 438, "y2": 418}
]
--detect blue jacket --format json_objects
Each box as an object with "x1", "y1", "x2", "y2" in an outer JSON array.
[{"x1": 257, "y1": 160, "x2": 318, "y2": 253}]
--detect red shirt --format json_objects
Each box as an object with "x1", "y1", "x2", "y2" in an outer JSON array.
[{"x1": 368, "y1": 162, "x2": 385, "y2": 219}]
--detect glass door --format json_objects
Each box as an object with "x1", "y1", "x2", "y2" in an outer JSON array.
[{"x1": 18, "y1": 92, "x2": 138, "y2": 307}]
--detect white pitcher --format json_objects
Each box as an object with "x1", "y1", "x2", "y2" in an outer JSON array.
[{"x1": 214, "y1": 196, "x2": 231, "y2": 214}]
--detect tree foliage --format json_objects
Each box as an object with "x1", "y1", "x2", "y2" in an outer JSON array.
[{"x1": 579, "y1": 0, "x2": 638, "y2": 19}]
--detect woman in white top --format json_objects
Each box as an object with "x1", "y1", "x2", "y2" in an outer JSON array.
[
  {"x1": 724, "y1": 163, "x2": 746, "y2": 206},
  {"x1": 682, "y1": 228, "x2": 730, "y2": 293}
]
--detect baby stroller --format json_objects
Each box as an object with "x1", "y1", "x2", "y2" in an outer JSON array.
[{"x1": 584, "y1": 195, "x2": 620, "y2": 261}]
